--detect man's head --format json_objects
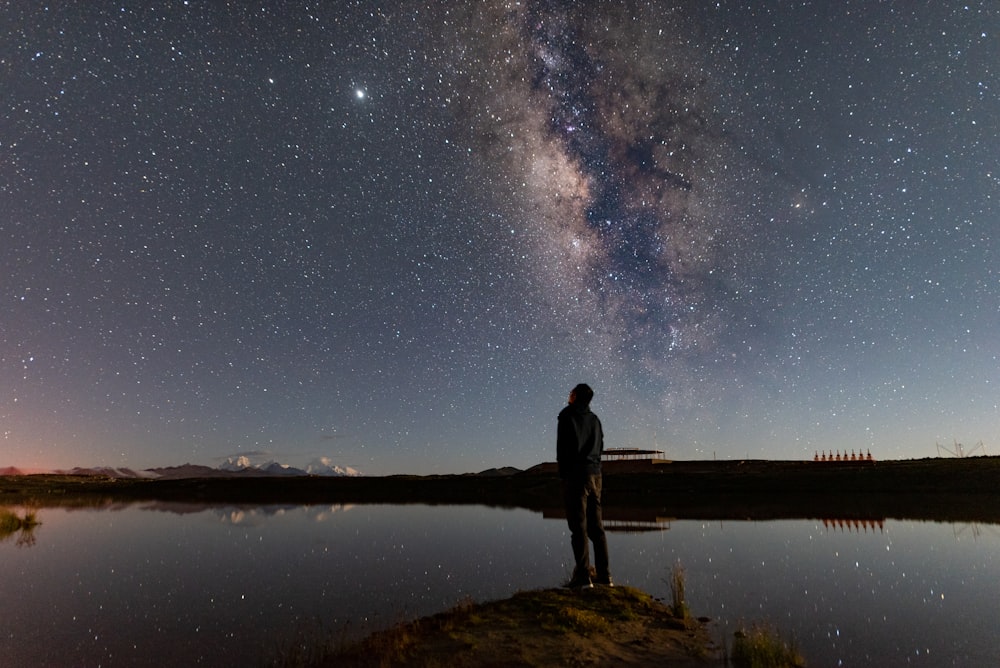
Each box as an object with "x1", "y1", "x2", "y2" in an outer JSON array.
[{"x1": 569, "y1": 383, "x2": 594, "y2": 407}]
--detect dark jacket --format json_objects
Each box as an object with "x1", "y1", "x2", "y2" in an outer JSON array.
[{"x1": 557, "y1": 403, "x2": 603, "y2": 479}]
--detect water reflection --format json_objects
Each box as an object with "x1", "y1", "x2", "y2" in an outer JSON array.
[
  {"x1": 144, "y1": 502, "x2": 358, "y2": 527},
  {"x1": 2, "y1": 503, "x2": 999, "y2": 667},
  {"x1": 545, "y1": 504, "x2": 891, "y2": 536},
  {"x1": 543, "y1": 505, "x2": 674, "y2": 533},
  {"x1": 820, "y1": 517, "x2": 885, "y2": 533},
  {"x1": 952, "y1": 523, "x2": 1000, "y2": 541}
]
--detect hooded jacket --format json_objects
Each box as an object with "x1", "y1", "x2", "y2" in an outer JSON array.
[{"x1": 557, "y1": 402, "x2": 604, "y2": 478}]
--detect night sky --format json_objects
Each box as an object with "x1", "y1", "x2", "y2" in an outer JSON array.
[{"x1": 3, "y1": 2, "x2": 997, "y2": 475}]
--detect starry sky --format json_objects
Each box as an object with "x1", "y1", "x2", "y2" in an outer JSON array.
[{"x1": 3, "y1": 2, "x2": 997, "y2": 475}]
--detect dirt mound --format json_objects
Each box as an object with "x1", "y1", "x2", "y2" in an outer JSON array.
[{"x1": 325, "y1": 585, "x2": 720, "y2": 667}]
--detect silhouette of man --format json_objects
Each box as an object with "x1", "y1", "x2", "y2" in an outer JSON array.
[{"x1": 557, "y1": 383, "x2": 612, "y2": 588}]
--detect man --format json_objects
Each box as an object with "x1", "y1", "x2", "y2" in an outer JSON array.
[{"x1": 557, "y1": 383, "x2": 612, "y2": 588}]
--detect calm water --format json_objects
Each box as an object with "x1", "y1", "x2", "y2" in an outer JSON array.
[{"x1": 2, "y1": 503, "x2": 999, "y2": 667}]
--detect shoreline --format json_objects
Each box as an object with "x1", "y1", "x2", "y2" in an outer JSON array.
[{"x1": 4, "y1": 456, "x2": 1000, "y2": 523}]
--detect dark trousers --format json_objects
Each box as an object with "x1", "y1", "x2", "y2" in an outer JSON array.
[{"x1": 562, "y1": 473, "x2": 609, "y2": 579}]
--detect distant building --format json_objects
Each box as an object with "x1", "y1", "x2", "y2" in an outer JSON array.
[{"x1": 601, "y1": 448, "x2": 671, "y2": 472}]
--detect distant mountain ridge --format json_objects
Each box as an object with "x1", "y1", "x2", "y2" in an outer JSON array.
[
  {"x1": 2, "y1": 463, "x2": 523, "y2": 479},
  {"x1": 7, "y1": 459, "x2": 363, "y2": 479}
]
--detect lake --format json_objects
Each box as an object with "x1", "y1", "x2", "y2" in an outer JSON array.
[{"x1": 2, "y1": 502, "x2": 998, "y2": 666}]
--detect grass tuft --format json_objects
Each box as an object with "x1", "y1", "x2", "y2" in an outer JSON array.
[
  {"x1": 0, "y1": 508, "x2": 41, "y2": 547},
  {"x1": 731, "y1": 622, "x2": 806, "y2": 668},
  {"x1": 555, "y1": 605, "x2": 611, "y2": 635},
  {"x1": 668, "y1": 561, "x2": 690, "y2": 620}
]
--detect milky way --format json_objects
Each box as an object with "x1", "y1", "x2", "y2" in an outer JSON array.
[
  {"x1": 2, "y1": 2, "x2": 997, "y2": 473},
  {"x1": 445, "y1": 2, "x2": 780, "y2": 414}
]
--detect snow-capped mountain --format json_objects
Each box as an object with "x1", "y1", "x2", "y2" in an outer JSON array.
[
  {"x1": 304, "y1": 457, "x2": 361, "y2": 477},
  {"x1": 219, "y1": 456, "x2": 359, "y2": 477},
  {"x1": 219, "y1": 455, "x2": 254, "y2": 472},
  {"x1": 219, "y1": 456, "x2": 307, "y2": 476}
]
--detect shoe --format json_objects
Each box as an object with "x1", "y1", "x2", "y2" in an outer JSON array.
[
  {"x1": 593, "y1": 574, "x2": 614, "y2": 587},
  {"x1": 566, "y1": 571, "x2": 593, "y2": 590}
]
